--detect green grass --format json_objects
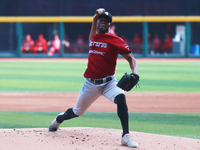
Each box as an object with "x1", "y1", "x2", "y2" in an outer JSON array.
[
  {"x1": 0, "y1": 61, "x2": 86, "y2": 92},
  {"x1": 0, "y1": 59, "x2": 200, "y2": 92},
  {"x1": 116, "y1": 60, "x2": 200, "y2": 92},
  {"x1": 0, "y1": 111, "x2": 199, "y2": 139}
]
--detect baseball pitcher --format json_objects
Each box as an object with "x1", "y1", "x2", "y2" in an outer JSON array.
[{"x1": 49, "y1": 8, "x2": 139, "y2": 148}]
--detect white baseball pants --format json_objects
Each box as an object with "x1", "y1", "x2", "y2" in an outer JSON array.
[{"x1": 73, "y1": 75, "x2": 124, "y2": 116}]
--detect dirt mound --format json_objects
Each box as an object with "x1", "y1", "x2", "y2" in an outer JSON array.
[{"x1": 0, "y1": 127, "x2": 199, "y2": 150}]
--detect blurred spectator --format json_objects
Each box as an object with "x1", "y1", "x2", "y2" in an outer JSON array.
[
  {"x1": 110, "y1": 25, "x2": 116, "y2": 35},
  {"x1": 147, "y1": 32, "x2": 153, "y2": 53},
  {"x1": 47, "y1": 34, "x2": 61, "y2": 56},
  {"x1": 62, "y1": 34, "x2": 70, "y2": 47},
  {"x1": 152, "y1": 33, "x2": 161, "y2": 54},
  {"x1": 162, "y1": 34, "x2": 173, "y2": 54},
  {"x1": 140, "y1": 32, "x2": 154, "y2": 54},
  {"x1": 62, "y1": 34, "x2": 73, "y2": 53},
  {"x1": 132, "y1": 33, "x2": 142, "y2": 53},
  {"x1": 33, "y1": 34, "x2": 47, "y2": 53},
  {"x1": 75, "y1": 34, "x2": 85, "y2": 53},
  {"x1": 21, "y1": 34, "x2": 34, "y2": 53}
]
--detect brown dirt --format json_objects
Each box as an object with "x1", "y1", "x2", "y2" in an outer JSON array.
[
  {"x1": 0, "y1": 92, "x2": 200, "y2": 113},
  {"x1": 1, "y1": 127, "x2": 200, "y2": 150},
  {"x1": 0, "y1": 92, "x2": 200, "y2": 150}
]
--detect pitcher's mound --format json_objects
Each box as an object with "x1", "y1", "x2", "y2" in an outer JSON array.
[{"x1": 0, "y1": 127, "x2": 199, "y2": 150}]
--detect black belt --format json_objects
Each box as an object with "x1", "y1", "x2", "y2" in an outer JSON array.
[{"x1": 88, "y1": 77, "x2": 112, "y2": 84}]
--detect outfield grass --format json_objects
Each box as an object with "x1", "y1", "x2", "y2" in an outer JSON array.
[
  {"x1": 0, "y1": 111, "x2": 199, "y2": 139},
  {"x1": 0, "y1": 59, "x2": 200, "y2": 92}
]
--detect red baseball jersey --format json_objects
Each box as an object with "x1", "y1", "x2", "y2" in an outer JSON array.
[
  {"x1": 84, "y1": 33, "x2": 131, "y2": 79},
  {"x1": 164, "y1": 37, "x2": 172, "y2": 46},
  {"x1": 153, "y1": 37, "x2": 161, "y2": 48},
  {"x1": 22, "y1": 39, "x2": 34, "y2": 48},
  {"x1": 35, "y1": 39, "x2": 47, "y2": 48}
]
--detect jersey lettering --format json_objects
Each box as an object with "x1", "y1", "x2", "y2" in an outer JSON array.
[
  {"x1": 89, "y1": 40, "x2": 107, "y2": 48},
  {"x1": 89, "y1": 50, "x2": 105, "y2": 56}
]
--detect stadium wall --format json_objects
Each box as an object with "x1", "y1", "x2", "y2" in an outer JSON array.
[{"x1": 0, "y1": 16, "x2": 199, "y2": 58}]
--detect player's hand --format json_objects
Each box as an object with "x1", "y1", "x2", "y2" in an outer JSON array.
[
  {"x1": 131, "y1": 73, "x2": 140, "y2": 79},
  {"x1": 38, "y1": 47, "x2": 43, "y2": 51},
  {"x1": 96, "y1": 8, "x2": 105, "y2": 16},
  {"x1": 94, "y1": 8, "x2": 105, "y2": 21},
  {"x1": 25, "y1": 47, "x2": 29, "y2": 51}
]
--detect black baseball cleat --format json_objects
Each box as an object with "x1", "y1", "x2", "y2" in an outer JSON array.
[{"x1": 48, "y1": 112, "x2": 64, "y2": 131}]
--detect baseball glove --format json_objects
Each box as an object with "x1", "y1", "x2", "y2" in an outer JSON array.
[{"x1": 117, "y1": 73, "x2": 140, "y2": 92}]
